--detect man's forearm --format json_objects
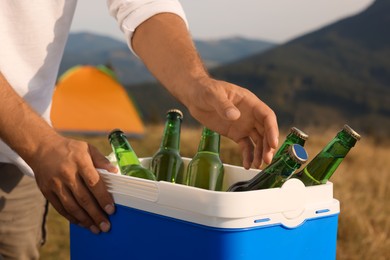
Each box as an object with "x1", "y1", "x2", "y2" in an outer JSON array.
[
  {"x1": 0, "y1": 72, "x2": 59, "y2": 165},
  {"x1": 132, "y1": 13, "x2": 208, "y2": 105}
]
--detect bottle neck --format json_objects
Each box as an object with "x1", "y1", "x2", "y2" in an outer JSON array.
[
  {"x1": 197, "y1": 128, "x2": 220, "y2": 154},
  {"x1": 337, "y1": 129, "x2": 358, "y2": 148},
  {"x1": 272, "y1": 134, "x2": 306, "y2": 161},
  {"x1": 109, "y1": 132, "x2": 140, "y2": 166},
  {"x1": 266, "y1": 153, "x2": 301, "y2": 177},
  {"x1": 160, "y1": 116, "x2": 181, "y2": 150},
  {"x1": 318, "y1": 130, "x2": 356, "y2": 159},
  {"x1": 242, "y1": 153, "x2": 301, "y2": 191},
  {"x1": 287, "y1": 134, "x2": 306, "y2": 146},
  {"x1": 296, "y1": 129, "x2": 357, "y2": 182}
]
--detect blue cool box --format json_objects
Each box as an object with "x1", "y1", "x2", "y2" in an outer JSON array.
[{"x1": 70, "y1": 158, "x2": 339, "y2": 260}]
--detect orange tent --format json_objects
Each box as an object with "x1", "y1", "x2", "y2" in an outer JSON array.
[{"x1": 51, "y1": 65, "x2": 145, "y2": 137}]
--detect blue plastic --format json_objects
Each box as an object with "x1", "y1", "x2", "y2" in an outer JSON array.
[{"x1": 70, "y1": 204, "x2": 338, "y2": 260}]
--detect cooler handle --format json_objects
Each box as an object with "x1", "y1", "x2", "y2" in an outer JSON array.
[{"x1": 97, "y1": 169, "x2": 159, "y2": 202}]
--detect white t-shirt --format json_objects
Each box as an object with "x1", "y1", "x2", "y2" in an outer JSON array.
[{"x1": 0, "y1": 0, "x2": 187, "y2": 176}]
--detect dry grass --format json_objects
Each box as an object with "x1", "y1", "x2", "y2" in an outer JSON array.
[{"x1": 40, "y1": 125, "x2": 390, "y2": 259}]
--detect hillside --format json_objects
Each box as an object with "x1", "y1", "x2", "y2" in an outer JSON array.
[
  {"x1": 59, "y1": 33, "x2": 275, "y2": 85},
  {"x1": 126, "y1": 0, "x2": 390, "y2": 138},
  {"x1": 209, "y1": 0, "x2": 390, "y2": 137},
  {"x1": 195, "y1": 37, "x2": 274, "y2": 68}
]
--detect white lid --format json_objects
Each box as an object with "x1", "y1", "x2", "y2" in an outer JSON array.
[{"x1": 98, "y1": 157, "x2": 339, "y2": 229}]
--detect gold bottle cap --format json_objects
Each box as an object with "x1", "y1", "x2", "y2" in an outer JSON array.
[
  {"x1": 343, "y1": 124, "x2": 361, "y2": 141},
  {"x1": 290, "y1": 127, "x2": 309, "y2": 140},
  {"x1": 167, "y1": 109, "x2": 183, "y2": 120},
  {"x1": 288, "y1": 144, "x2": 308, "y2": 164}
]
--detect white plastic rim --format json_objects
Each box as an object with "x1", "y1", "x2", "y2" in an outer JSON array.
[{"x1": 97, "y1": 157, "x2": 339, "y2": 229}]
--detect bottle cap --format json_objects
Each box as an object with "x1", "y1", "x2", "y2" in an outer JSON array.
[
  {"x1": 290, "y1": 127, "x2": 309, "y2": 140},
  {"x1": 288, "y1": 144, "x2": 308, "y2": 164},
  {"x1": 343, "y1": 124, "x2": 361, "y2": 141},
  {"x1": 108, "y1": 128, "x2": 124, "y2": 140},
  {"x1": 167, "y1": 109, "x2": 183, "y2": 120}
]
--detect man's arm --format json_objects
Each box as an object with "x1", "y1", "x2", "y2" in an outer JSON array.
[
  {"x1": 131, "y1": 13, "x2": 279, "y2": 168},
  {"x1": 0, "y1": 72, "x2": 117, "y2": 234}
]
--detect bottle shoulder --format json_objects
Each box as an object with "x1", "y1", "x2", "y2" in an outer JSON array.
[
  {"x1": 188, "y1": 153, "x2": 223, "y2": 168},
  {"x1": 190, "y1": 151, "x2": 221, "y2": 161},
  {"x1": 121, "y1": 165, "x2": 156, "y2": 180}
]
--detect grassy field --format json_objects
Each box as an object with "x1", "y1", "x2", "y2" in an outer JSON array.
[{"x1": 40, "y1": 125, "x2": 390, "y2": 259}]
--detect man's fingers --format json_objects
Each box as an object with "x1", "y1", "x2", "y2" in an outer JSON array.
[
  {"x1": 253, "y1": 102, "x2": 279, "y2": 150},
  {"x1": 205, "y1": 85, "x2": 241, "y2": 121},
  {"x1": 262, "y1": 137, "x2": 274, "y2": 165},
  {"x1": 255, "y1": 109, "x2": 278, "y2": 150},
  {"x1": 48, "y1": 159, "x2": 114, "y2": 233},
  {"x1": 54, "y1": 186, "x2": 100, "y2": 233},
  {"x1": 71, "y1": 175, "x2": 112, "y2": 233},
  {"x1": 79, "y1": 161, "x2": 115, "y2": 216},
  {"x1": 252, "y1": 137, "x2": 264, "y2": 169},
  {"x1": 89, "y1": 144, "x2": 118, "y2": 173},
  {"x1": 238, "y1": 137, "x2": 254, "y2": 169},
  {"x1": 47, "y1": 193, "x2": 78, "y2": 224},
  {"x1": 264, "y1": 113, "x2": 279, "y2": 149}
]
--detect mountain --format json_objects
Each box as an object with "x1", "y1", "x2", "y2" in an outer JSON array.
[
  {"x1": 194, "y1": 37, "x2": 274, "y2": 68},
  {"x1": 59, "y1": 33, "x2": 275, "y2": 85},
  {"x1": 208, "y1": 0, "x2": 390, "y2": 137},
  {"x1": 125, "y1": 0, "x2": 390, "y2": 138}
]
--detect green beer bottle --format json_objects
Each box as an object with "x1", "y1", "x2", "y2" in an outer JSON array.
[
  {"x1": 291, "y1": 124, "x2": 361, "y2": 186},
  {"x1": 271, "y1": 127, "x2": 308, "y2": 164},
  {"x1": 227, "y1": 144, "x2": 308, "y2": 192},
  {"x1": 226, "y1": 127, "x2": 307, "y2": 190},
  {"x1": 186, "y1": 127, "x2": 224, "y2": 191},
  {"x1": 108, "y1": 129, "x2": 156, "y2": 180},
  {"x1": 150, "y1": 109, "x2": 185, "y2": 183}
]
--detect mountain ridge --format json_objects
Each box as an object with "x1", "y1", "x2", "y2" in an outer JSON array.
[
  {"x1": 60, "y1": 33, "x2": 275, "y2": 85},
  {"x1": 209, "y1": 0, "x2": 390, "y2": 137}
]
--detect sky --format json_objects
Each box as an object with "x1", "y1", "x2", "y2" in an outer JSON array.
[{"x1": 71, "y1": 0, "x2": 375, "y2": 44}]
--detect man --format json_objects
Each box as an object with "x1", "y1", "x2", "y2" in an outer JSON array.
[{"x1": 0, "y1": 0, "x2": 278, "y2": 259}]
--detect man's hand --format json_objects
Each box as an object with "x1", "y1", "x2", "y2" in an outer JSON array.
[
  {"x1": 131, "y1": 13, "x2": 279, "y2": 169},
  {"x1": 30, "y1": 136, "x2": 118, "y2": 234},
  {"x1": 184, "y1": 77, "x2": 279, "y2": 169},
  {"x1": 1, "y1": 72, "x2": 117, "y2": 233}
]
